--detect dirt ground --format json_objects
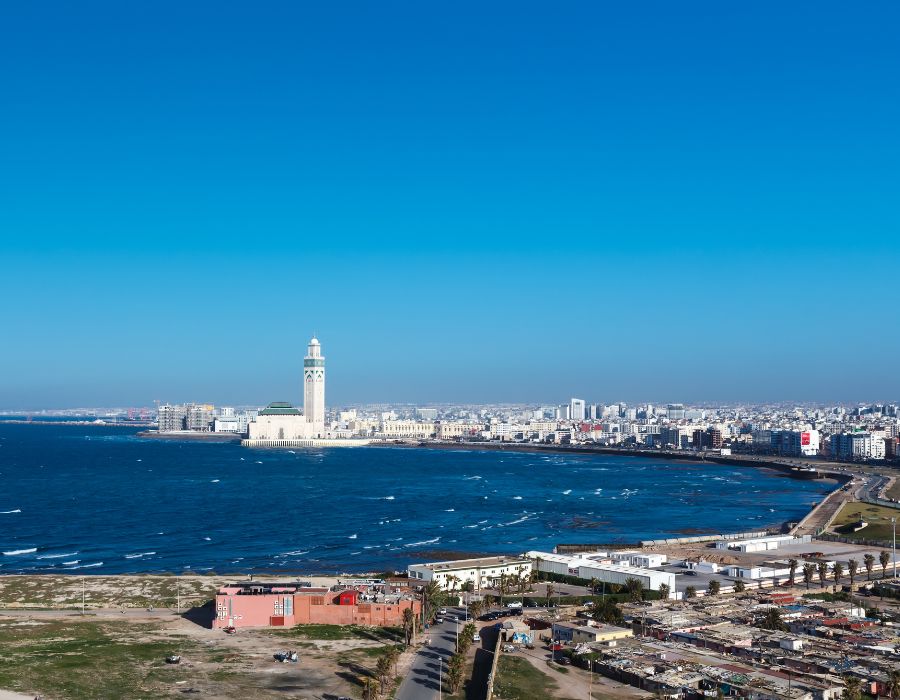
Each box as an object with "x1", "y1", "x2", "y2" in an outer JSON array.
[
  {"x1": 510, "y1": 646, "x2": 650, "y2": 700},
  {"x1": 0, "y1": 606, "x2": 408, "y2": 699}
]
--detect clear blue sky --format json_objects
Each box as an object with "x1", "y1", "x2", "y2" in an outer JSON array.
[{"x1": 2, "y1": 2, "x2": 898, "y2": 409}]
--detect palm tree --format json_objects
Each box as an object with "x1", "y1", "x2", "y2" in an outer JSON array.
[
  {"x1": 734, "y1": 579, "x2": 746, "y2": 593},
  {"x1": 879, "y1": 551, "x2": 891, "y2": 578},
  {"x1": 788, "y1": 558, "x2": 798, "y2": 587},
  {"x1": 685, "y1": 586, "x2": 697, "y2": 599},
  {"x1": 423, "y1": 581, "x2": 442, "y2": 620},
  {"x1": 447, "y1": 652, "x2": 465, "y2": 693},
  {"x1": 402, "y1": 607, "x2": 415, "y2": 646},
  {"x1": 386, "y1": 645, "x2": 401, "y2": 675},
  {"x1": 590, "y1": 577, "x2": 599, "y2": 595},
  {"x1": 375, "y1": 655, "x2": 392, "y2": 694},
  {"x1": 886, "y1": 669, "x2": 900, "y2": 699},
  {"x1": 531, "y1": 557, "x2": 542, "y2": 583},
  {"x1": 864, "y1": 553, "x2": 875, "y2": 580},
  {"x1": 658, "y1": 583, "x2": 670, "y2": 600},
  {"x1": 469, "y1": 599, "x2": 484, "y2": 621},
  {"x1": 760, "y1": 607, "x2": 787, "y2": 631},
  {"x1": 848, "y1": 559, "x2": 858, "y2": 588},
  {"x1": 545, "y1": 582, "x2": 555, "y2": 607},
  {"x1": 802, "y1": 563, "x2": 815, "y2": 590},
  {"x1": 817, "y1": 561, "x2": 829, "y2": 588},
  {"x1": 833, "y1": 561, "x2": 844, "y2": 589},
  {"x1": 841, "y1": 674, "x2": 862, "y2": 700},
  {"x1": 707, "y1": 580, "x2": 720, "y2": 596},
  {"x1": 361, "y1": 676, "x2": 380, "y2": 700},
  {"x1": 625, "y1": 577, "x2": 643, "y2": 603}
]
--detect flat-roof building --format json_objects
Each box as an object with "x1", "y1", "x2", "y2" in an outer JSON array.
[
  {"x1": 527, "y1": 551, "x2": 676, "y2": 593},
  {"x1": 407, "y1": 556, "x2": 532, "y2": 591}
]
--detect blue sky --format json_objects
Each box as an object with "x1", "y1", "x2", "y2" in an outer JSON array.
[{"x1": 1, "y1": 2, "x2": 898, "y2": 408}]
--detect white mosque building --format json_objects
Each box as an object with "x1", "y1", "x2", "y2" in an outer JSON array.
[{"x1": 243, "y1": 337, "x2": 368, "y2": 447}]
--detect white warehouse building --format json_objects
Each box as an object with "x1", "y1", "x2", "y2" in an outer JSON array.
[{"x1": 526, "y1": 551, "x2": 676, "y2": 594}]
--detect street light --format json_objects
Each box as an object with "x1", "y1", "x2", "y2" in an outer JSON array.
[{"x1": 892, "y1": 517, "x2": 897, "y2": 579}]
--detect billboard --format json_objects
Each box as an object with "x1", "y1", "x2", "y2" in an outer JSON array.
[{"x1": 801, "y1": 432, "x2": 811, "y2": 446}]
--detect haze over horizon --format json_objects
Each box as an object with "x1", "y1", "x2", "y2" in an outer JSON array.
[{"x1": 2, "y1": 2, "x2": 898, "y2": 409}]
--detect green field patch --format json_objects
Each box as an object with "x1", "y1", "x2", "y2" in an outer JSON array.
[
  {"x1": 0, "y1": 619, "x2": 214, "y2": 699},
  {"x1": 493, "y1": 655, "x2": 566, "y2": 700},
  {"x1": 831, "y1": 502, "x2": 900, "y2": 541},
  {"x1": 270, "y1": 623, "x2": 403, "y2": 642}
]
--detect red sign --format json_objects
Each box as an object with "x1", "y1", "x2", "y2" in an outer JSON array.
[{"x1": 801, "y1": 432, "x2": 811, "y2": 446}]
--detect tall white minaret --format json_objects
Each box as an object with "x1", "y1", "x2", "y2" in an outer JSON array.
[{"x1": 303, "y1": 337, "x2": 326, "y2": 436}]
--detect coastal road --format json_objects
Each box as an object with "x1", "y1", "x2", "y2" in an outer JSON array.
[{"x1": 396, "y1": 607, "x2": 467, "y2": 700}]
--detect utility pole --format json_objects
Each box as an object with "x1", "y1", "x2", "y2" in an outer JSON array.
[
  {"x1": 177, "y1": 578, "x2": 180, "y2": 614},
  {"x1": 82, "y1": 577, "x2": 85, "y2": 615},
  {"x1": 438, "y1": 655, "x2": 442, "y2": 699}
]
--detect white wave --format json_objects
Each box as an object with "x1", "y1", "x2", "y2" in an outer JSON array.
[
  {"x1": 203, "y1": 537, "x2": 211, "y2": 541},
  {"x1": 562, "y1": 489, "x2": 572, "y2": 495},
  {"x1": 478, "y1": 519, "x2": 488, "y2": 524},
  {"x1": 124, "y1": 552, "x2": 156, "y2": 559},
  {"x1": 255, "y1": 460, "x2": 263, "y2": 464},
  {"x1": 380, "y1": 496, "x2": 395, "y2": 500},
  {"x1": 463, "y1": 524, "x2": 478, "y2": 528},
  {"x1": 136, "y1": 459, "x2": 142, "y2": 462},
  {"x1": 3, "y1": 548, "x2": 36, "y2": 556},
  {"x1": 1, "y1": 509, "x2": 21, "y2": 514},
  {"x1": 67, "y1": 561, "x2": 102, "y2": 569},
  {"x1": 62, "y1": 560, "x2": 80, "y2": 565},
  {"x1": 501, "y1": 515, "x2": 530, "y2": 526},
  {"x1": 444, "y1": 508, "x2": 455, "y2": 512},
  {"x1": 464, "y1": 475, "x2": 482, "y2": 480},
  {"x1": 348, "y1": 534, "x2": 357, "y2": 539},
  {"x1": 403, "y1": 537, "x2": 440, "y2": 548},
  {"x1": 281, "y1": 550, "x2": 310, "y2": 556},
  {"x1": 37, "y1": 552, "x2": 78, "y2": 560},
  {"x1": 210, "y1": 479, "x2": 220, "y2": 483},
  {"x1": 288, "y1": 450, "x2": 296, "y2": 454},
  {"x1": 240, "y1": 457, "x2": 245, "y2": 461},
  {"x1": 512, "y1": 496, "x2": 522, "y2": 500}
]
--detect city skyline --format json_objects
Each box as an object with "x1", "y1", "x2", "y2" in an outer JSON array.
[{"x1": 2, "y1": 2, "x2": 899, "y2": 408}]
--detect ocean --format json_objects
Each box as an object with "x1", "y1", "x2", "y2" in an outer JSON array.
[{"x1": 0, "y1": 423, "x2": 835, "y2": 575}]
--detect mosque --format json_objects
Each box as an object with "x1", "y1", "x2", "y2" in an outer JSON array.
[{"x1": 243, "y1": 337, "x2": 367, "y2": 447}]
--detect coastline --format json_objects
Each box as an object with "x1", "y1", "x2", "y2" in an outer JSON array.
[{"x1": 370, "y1": 438, "x2": 850, "y2": 483}]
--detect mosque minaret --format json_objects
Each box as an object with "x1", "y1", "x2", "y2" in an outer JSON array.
[{"x1": 303, "y1": 336, "x2": 326, "y2": 437}]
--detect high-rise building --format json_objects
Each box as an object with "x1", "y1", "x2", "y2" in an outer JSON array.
[
  {"x1": 667, "y1": 404, "x2": 685, "y2": 420},
  {"x1": 417, "y1": 408, "x2": 438, "y2": 421},
  {"x1": 303, "y1": 337, "x2": 326, "y2": 436},
  {"x1": 570, "y1": 398, "x2": 586, "y2": 422}
]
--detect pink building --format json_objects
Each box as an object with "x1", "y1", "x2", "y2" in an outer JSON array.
[{"x1": 213, "y1": 582, "x2": 421, "y2": 629}]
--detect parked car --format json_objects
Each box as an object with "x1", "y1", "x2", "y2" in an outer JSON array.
[
  {"x1": 506, "y1": 601, "x2": 523, "y2": 608},
  {"x1": 472, "y1": 633, "x2": 481, "y2": 642}
]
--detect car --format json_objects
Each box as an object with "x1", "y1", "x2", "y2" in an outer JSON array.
[
  {"x1": 439, "y1": 608, "x2": 447, "y2": 615},
  {"x1": 472, "y1": 633, "x2": 481, "y2": 642},
  {"x1": 506, "y1": 601, "x2": 523, "y2": 609},
  {"x1": 223, "y1": 626, "x2": 236, "y2": 635}
]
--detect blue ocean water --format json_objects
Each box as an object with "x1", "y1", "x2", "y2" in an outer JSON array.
[{"x1": 0, "y1": 424, "x2": 835, "y2": 575}]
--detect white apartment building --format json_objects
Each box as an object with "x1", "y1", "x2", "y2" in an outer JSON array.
[
  {"x1": 407, "y1": 556, "x2": 532, "y2": 591},
  {"x1": 831, "y1": 432, "x2": 886, "y2": 460},
  {"x1": 570, "y1": 398, "x2": 586, "y2": 422}
]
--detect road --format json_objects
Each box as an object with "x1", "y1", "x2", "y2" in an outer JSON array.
[{"x1": 395, "y1": 606, "x2": 468, "y2": 700}]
